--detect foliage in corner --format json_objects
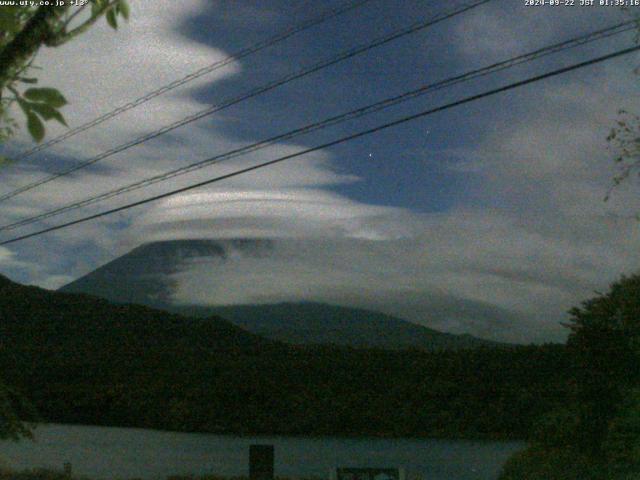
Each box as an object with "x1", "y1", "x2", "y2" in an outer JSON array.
[
  {"x1": 605, "y1": 110, "x2": 640, "y2": 204},
  {"x1": 0, "y1": 1, "x2": 130, "y2": 147},
  {"x1": 604, "y1": 9, "x2": 640, "y2": 204}
]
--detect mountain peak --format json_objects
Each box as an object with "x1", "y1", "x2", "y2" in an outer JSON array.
[{"x1": 59, "y1": 239, "x2": 501, "y2": 351}]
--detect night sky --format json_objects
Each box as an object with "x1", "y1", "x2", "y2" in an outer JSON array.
[{"x1": 0, "y1": 0, "x2": 639, "y2": 342}]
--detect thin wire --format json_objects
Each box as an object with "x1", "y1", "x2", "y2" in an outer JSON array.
[
  {"x1": 2, "y1": 43, "x2": 638, "y2": 246},
  {"x1": 0, "y1": 19, "x2": 634, "y2": 233},
  {"x1": 10, "y1": 0, "x2": 376, "y2": 161},
  {"x1": 0, "y1": 0, "x2": 494, "y2": 204}
]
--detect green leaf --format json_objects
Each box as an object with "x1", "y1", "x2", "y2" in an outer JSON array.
[
  {"x1": 23, "y1": 88, "x2": 67, "y2": 108},
  {"x1": 16, "y1": 98, "x2": 33, "y2": 117},
  {"x1": 90, "y1": 0, "x2": 102, "y2": 17},
  {"x1": 118, "y1": 0, "x2": 130, "y2": 20},
  {"x1": 26, "y1": 111, "x2": 45, "y2": 142},
  {"x1": 0, "y1": 7, "x2": 23, "y2": 35},
  {"x1": 106, "y1": 9, "x2": 118, "y2": 29},
  {"x1": 17, "y1": 77, "x2": 38, "y2": 84},
  {"x1": 0, "y1": 155, "x2": 13, "y2": 167},
  {"x1": 29, "y1": 102, "x2": 68, "y2": 127}
]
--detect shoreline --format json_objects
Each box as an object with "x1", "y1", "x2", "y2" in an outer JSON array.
[{"x1": 20, "y1": 422, "x2": 528, "y2": 443}]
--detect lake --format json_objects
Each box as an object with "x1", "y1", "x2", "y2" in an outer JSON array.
[{"x1": 0, "y1": 424, "x2": 525, "y2": 480}]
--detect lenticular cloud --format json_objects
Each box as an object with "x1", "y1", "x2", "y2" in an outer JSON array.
[{"x1": 131, "y1": 188, "x2": 416, "y2": 241}]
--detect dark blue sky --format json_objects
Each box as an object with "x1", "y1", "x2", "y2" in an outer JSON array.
[{"x1": 162, "y1": 0, "x2": 629, "y2": 212}]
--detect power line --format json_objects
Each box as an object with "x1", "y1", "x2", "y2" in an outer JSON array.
[
  {"x1": 0, "y1": 19, "x2": 634, "y2": 233},
  {"x1": 1, "y1": 20, "x2": 634, "y2": 232},
  {"x1": 0, "y1": 0, "x2": 493, "y2": 204},
  {"x1": 10, "y1": 0, "x2": 376, "y2": 162},
  {"x1": 2, "y1": 43, "x2": 638, "y2": 247}
]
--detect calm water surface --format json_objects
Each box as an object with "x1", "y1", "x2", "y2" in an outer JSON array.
[{"x1": 0, "y1": 424, "x2": 525, "y2": 480}]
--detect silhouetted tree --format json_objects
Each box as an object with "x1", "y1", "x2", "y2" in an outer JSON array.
[
  {"x1": 500, "y1": 273, "x2": 640, "y2": 479},
  {"x1": 0, "y1": 379, "x2": 36, "y2": 441},
  {"x1": 566, "y1": 274, "x2": 640, "y2": 455}
]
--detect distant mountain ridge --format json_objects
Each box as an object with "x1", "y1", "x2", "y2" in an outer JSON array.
[
  {"x1": 60, "y1": 239, "x2": 499, "y2": 351},
  {"x1": 178, "y1": 302, "x2": 497, "y2": 350},
  {"x1": 1, "y1": 272, "x2": 268, "y2": 352}
]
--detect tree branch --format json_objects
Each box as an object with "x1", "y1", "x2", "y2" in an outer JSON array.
[
  {"x1": 0, "y1": 7, "x2": 67, "y2": 91},
  {"x1": 46, "y1": 1, "x2": 119, "y2": 47},
  {"x1": 62, "y1": 2, "x2": 89, "y2": 31}
]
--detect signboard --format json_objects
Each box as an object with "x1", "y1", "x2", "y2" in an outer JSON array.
[{"x1": 336, "y1": 468, "x2": 402, "y2": 480}]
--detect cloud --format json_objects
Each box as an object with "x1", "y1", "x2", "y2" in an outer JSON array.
[
  {"x1": 0, "y1": 0, "x2": 362, "y2": 280},
  {"x1": 0, "y1": 1, "x2": 638, "y2": 344},
  {"x1": 129, "y1": 188, "x2": 415, "y2": 242},
  {"x1": 157, "y1": 7, "x2": 640, "y2": 343},
  {"x1": 27, "y1": 0, "x2": 240, "y2": 156},
  {"x1": 452, "y1": 1, "x2": 626, "y2": 64},
  {"x1": 164, "y1": 202, "x2": 638, "y2": 343},
  {"x1": 0, "y1": 247, "x2": 15, "y2": 266}
]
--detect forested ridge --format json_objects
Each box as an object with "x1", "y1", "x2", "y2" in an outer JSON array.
[
  {"x1": 0, "y1": 274, "x2": 572, "y2": 439},
  {"x1": 499, "y1": 274, "x2": 640, "y2": 479}
]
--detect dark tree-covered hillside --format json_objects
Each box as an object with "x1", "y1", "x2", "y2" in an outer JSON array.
[{"x1": 0, "y1": 274, "x2": 573, "y2": 439}]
